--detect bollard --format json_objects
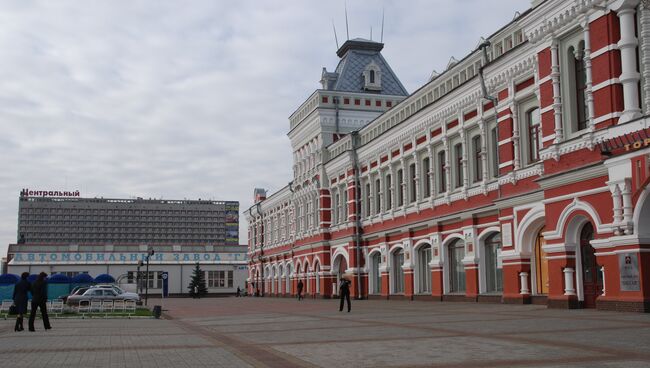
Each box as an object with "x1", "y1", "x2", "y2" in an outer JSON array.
[{"x1": 153, "y1": 305, "x2": 162, "y2": 319}]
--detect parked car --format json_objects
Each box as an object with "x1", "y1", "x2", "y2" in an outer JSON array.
[
  {"x1": 61, "y1": 286, "x2": 90, "y2": 303},
  {"x1": 66, "y1": 287, "x2": 140, "y2": 306},
  {"x1": 92, "y1": 284, "x2": 140, "y2": 300}
]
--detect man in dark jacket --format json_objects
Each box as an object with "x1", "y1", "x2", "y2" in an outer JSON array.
[
  {"x1": 12, "y1": 272, "x2": 31, "y2": 332},
  {"x1": 28, "y1": 272, "x2": 51, "y2": 331},
  {"x1": 297, "y1": 280, "x2": 304, "y2": 300},
  {"x1": 339, "y1": 278, "x2": 351, "y2": 312}
]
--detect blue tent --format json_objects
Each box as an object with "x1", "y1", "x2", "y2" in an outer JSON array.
[
  {"x1": 71, "y1": 273, "x2": 94, "y2": 284},
  {"x1": 0, "y1": 273, "x2": 19, "y2": 285},
  {"x1": 47, "y1": 274, "x2": 71, "y2": 300},
  {"x1": 48, "y1": 274, "x2": 70, "y2": 284},
  {"x1": 0, "y1": 274, "x2": 20, "y2": 301},
  {"x1": 94, "y1": 274, "x2": 115, "y2": 283}
]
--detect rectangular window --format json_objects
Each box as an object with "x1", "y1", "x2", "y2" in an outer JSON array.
[
  {"x1": 454, "y1": 143, "x2": 463, "y2": 188},
  {"x1": 365, "y1": 183, "x2": 371, "y2": 217},
  {"x1": 490, "y1": 127, "x2": 499, "y2": 177},
  {"x1": 527, "y1": 108, "x2": 541, "y2": 163},
  {"x1": 472, "y1": 135, "x2": 482, "y2": 182},
  {"x1": 409, "y1": 163, "x2": 417, "y2": 203},
  {"x1": 438, "y1": 151, "x2": 446, "y2": 193},
  {"x1": 343, "y1": 189, "x2": 348, "y2": 221},
  {"x1": 375, "y1": 179, "x2": 381, "y2": 214},
  {"x1": 386, "y1": 174, "x2": 392, "y2": 210},
  {"x1": 207, "y1": 270, "x2": 228, "y2": 288},
  {"x1": 422, "y1": 157, "x2": 431, "y2": 198},
  {"x1": 397, "y1": 169, "x2": 404, "y2": 206}
]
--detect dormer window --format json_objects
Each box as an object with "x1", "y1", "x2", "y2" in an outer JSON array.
[{"x1": 363, "y1": 62, "x2": 382, "y2": 91}]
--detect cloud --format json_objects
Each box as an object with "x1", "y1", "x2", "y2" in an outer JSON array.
[{"x1": 0, "y1": 0, "x2": 526, "y2": 261}]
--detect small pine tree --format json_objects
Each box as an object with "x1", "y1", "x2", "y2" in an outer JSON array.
[{"x1": 188, "y1": 262, "x2": 208, "y2": 298}]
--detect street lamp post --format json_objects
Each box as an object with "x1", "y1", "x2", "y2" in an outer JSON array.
[
  {"x1": 136, "y1": 260, "x2": 144, "y2": 294},
  {"x1": 145, "y1": 247, "x2": 154, "y2": 306}
]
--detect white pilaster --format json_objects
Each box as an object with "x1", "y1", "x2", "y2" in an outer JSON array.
[{"x1": 612, "y1": 0, "x2": 642, "y2": 123}]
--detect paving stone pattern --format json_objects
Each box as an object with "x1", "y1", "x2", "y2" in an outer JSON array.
[{"x1": 1, "y1": 297, "x2": 650, "y2": 367}]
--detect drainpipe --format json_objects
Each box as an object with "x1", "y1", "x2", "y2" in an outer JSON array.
[
  {"x1": 351, "y1": 131, "x2": 364, "y2": 299},
  {"x1": 478, "y1": 40, "x2": 501, "y2": 195}
]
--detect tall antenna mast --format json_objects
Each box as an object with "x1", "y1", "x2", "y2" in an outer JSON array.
[
  {"x1": 345, "y1": 2, "x2": 350, "y2": 40},
  {"x1": 380, "y1": 7, "x2": 385, "y2": 42},
  {"x1": 370, "y1": 26, "x2": 373, "y2": 41},
  {"x1": 332, "y1": 20, "x2": 339, "y2": 49}
]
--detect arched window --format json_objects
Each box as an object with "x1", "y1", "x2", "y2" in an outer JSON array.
[
  {"x1": 369, "y1": 69, "x2": 375, "y2": 84},
  {"x1": 371, "y1": 252, "x2": 381, "y2": 294},
  {"x1": 448, "y1": 239, "x2": 466, "y2": 293},
  {"x1": 484, "y1": 233, "x2": 502, "y2": 293},
  {"x1": 392, "y1": 249, "x2": 405, "y2": 293},
  {"x1": 527, "y1": 108, "x2": 541, "y2": 163},
  {"x1": 418, "y1": 244, "x2": 432, "y2": 293}
]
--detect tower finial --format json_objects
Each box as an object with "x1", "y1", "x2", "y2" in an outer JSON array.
[
  {"x1": 380, "y1": 7, "x2": 385, "y2": 43},
  {"x1": 345, "y1": 1, "x2": 350, "y2": 40},
  {"x1": 332, "y1": 19, "x2": 339, "y2": 49}
]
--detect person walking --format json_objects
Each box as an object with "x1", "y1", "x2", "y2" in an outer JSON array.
[
  {"x1": 339, "y1": 277, "x2": 351, "y2": 312},
  {"x1": 28, "y1": 272, "x2": 51, "y2": 332},
  {"x1": 297, "y1": 280, "x2": 304, "y2": 300},
  {"x1": 12, "y1": 272, "x2": 30, "y2": 332},
  {"x1": 236, "y1": 286, "x2": 241, "y2": 297}
]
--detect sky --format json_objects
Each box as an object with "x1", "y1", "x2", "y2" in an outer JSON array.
[{"x1": 0, "y1": 0, "x2": 528, "y2": 260}]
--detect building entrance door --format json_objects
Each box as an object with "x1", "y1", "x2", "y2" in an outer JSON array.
[{"x1": 580, "y1": 223, "x2": 601, "y2": 308}]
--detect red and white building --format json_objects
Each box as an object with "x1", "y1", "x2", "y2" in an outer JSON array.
[{"x1": 246, "y1": 0, "x2": 650, "y2": 312}]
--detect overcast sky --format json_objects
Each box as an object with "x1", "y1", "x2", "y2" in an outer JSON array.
[{"x1": 0, "y1": 0, "x2": 528, "y2": 260}]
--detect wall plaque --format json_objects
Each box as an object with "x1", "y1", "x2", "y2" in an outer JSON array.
[{"x1": 619, "y1": 253, "x2": 640, "y2": 292}]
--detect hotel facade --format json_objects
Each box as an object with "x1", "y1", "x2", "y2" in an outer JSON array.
[
  {"x1": 246, "y1": 0, "x2": 650, "y2": 312},
  {"x1": 6, "y1": 194, "x2": 246, "y2": 296}
]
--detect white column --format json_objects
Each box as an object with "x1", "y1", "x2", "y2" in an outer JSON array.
[
  {"x1": 582, "y1": 19, "x2": 596, "y2": 130},
  {"x1": 400, "y1": 157, "x2": 407, "y2": 207},
  {"x1": 640, "y1": 5, "x2": 650, "y2": 113},
  {"x1": 388, "y1": 165, "x2": 395, "y2": 214},
  {"x1": 621, "y1": 178, "x2": 633, "y2": 234},
  {"x1": 443, "y1": 136, "x2": 451, "y2": 195},
  {"x1": 519, "y1": 272, "x2": 530, "y2": 295},
  {"x1": 551, "y1": 39, "x2": 564, "y2": 143},
  {"x1": 563, "y1": 267, "x2": 576, "y2": 295},
  {"x1": 511, "y1": 102, "x2": 521, "y2": 170},
  {"x1": 412, "y1": 150, "x2": 420, "y2": 203},
  {"x1": 427, "y1": 144, "x2": 435, "y2": 205},
  {"x1": 613, "y1": 0, "x2": 642, "y2": 123},
  {"x1": 459, "y1": 127, "x2": 469, "y2": 190},
  {"x1": 369, "y1": 173, "x2": 376, "y2": 216},
  {"x1": 478, "y1": 119, "x2": 489, "y2": 184},
  {"x1": 608, "y1": 180, "x2": 623, "y2": 235}
]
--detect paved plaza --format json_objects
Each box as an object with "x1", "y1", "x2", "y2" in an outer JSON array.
[{"x1": 1, "y1": 298, "x2": 650, "y2": 367}]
